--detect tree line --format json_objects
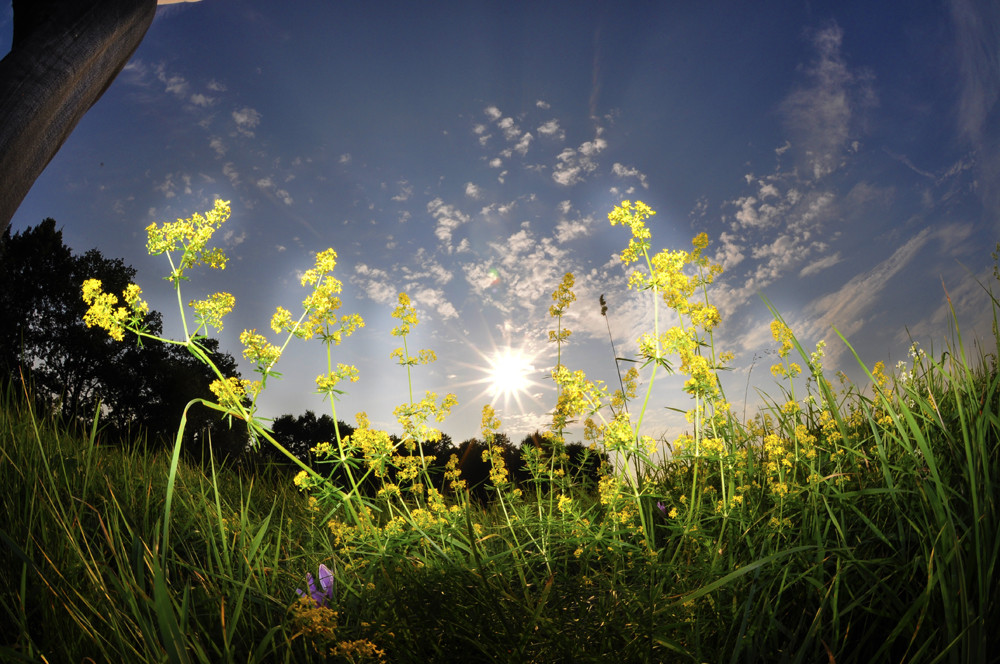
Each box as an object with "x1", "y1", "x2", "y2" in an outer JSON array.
[{"x1": 1, "y1": 219, "x2": 605, "y2": 493}]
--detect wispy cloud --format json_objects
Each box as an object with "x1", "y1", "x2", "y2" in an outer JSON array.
[
  {"x1": 552, "y1": 129, "x2": 607, "y2": 186},
  {"x1": 392, "y1": 180, "x2": 413, "y2": 201},
  {"x1": 154, "y1": 172, "x2": 192, "y2": 198},
  {"x1": 232, "y1": 107, "x2": 262, "y2": 137},
  {"x1": 611, "y1": 162, "x2": 649, "y2": 190},
  {"x1": 798, "y1": 252, "x2": 843, "y2": 277},
  {"x1": 353, "y1": 263, "x2": 396, "y2": 305},
  {"x1": 427, "y1": 198, "x2": 471, "y2": 249},
  {"x1": 798, "y1": 227, "x2": 932, "y2": 363},
  {"x1": 780, "y1": 22, "x2": 875, "y2": 181}
]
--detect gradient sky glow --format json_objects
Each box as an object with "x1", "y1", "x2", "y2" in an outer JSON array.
[{"x1": 4, "y1": 1, "x2": 999, "y2": 444}]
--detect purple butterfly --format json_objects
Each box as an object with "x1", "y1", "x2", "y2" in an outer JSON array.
[{"x1": 296, "y1": 563, "x2": 335, "y2": 607}]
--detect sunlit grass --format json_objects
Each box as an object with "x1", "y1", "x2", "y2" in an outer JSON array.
[{"x1": 2, "y1": 202, "x2": 997, "y2": 662}]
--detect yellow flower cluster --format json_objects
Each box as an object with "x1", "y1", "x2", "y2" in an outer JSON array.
[
  {"x1": 550, "y1": 366, "x2": 606, "y2": 433},
  {"x1": 300, "y1": 248, "x2": 338, "y2": 286},
  {"x1": 188, "y1": 291, "x2": 235, "y2": 331},
  {"x1": 769, "y1": 321, "x2": 803, "y2": 379},
  {"x1": 348, "y1": 416, "x2": 396, "y2": 478},
  {"x1": 208, "y1": 377, "x2": 259, "y2": 410},
  {"x1": 240, "y1": 329, "x2": 282, "y2": 369},
  {"x1": 145, "y1": 199, "x2": 231, "y2": 280},
  {"x1": 270, "y1": 306, "x2": 294, "y2": 334},
  {"x1": 393, "y1": 391, "x2": 457, "y2": 450},
  {"x1": 548, "y1": 272, "x2": 576, "y2": 345},
  {"x1": 315, "y1": 363, "x2": 360, "y2": 394},
  {"x1": 288, "y1": 596, "x2": 387, "y2": 661},
  {"x1": 390, "y1": 292, "x2": 418, "y2": 337},
  {"x1": 294, "y1": 249, "x2": 365, "y2": 343},
  {"x1": 443, "y1": 454, "x2": 466, "y2": 492},
  {"x1": 81, "y1": 279, "x2": 149, "y2": 341},
  {"x1": 607, "y1": 200, "x2": 654, "y2": 266},
  {"x1": 480, "y1": 405, "x2": 510, "y2": 487}
]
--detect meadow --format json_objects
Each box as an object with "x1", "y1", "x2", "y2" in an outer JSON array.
[{"x1": 1, "y1": 201, "x2": 997, "y2": 663}]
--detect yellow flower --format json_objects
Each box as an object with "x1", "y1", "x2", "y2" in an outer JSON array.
[
  {"x1": 145, "y1": 200, "x2": 231, "y2": 278},
  {"x1": 240, "y1": 329, "x2": 282, "y2": 368},
  {"x1": 549, "y1": 272, "x2": 576, "y2": 318},
  {"x1": 81, "y1": 279, "x2": 149, "y2": 341},
  {"x1": 316, "y1": 364, "x2": 360, "y2": 393},
  {"x1": 391, "y1": 292, "x2": 418, "y2": 337},
  {"x1": 300, "y1": 248, "x2": 338, "y2": 286},
  {"x1": 270, "y1": 306, "x2": 294, "y2": 333},
  {"x1": 188, "y1": 292, "x2": 235, "y2": 330},
  {"x1": 770, "y1": 320, "x2": 795, "y2": 357},
  {"x1": 209, "y1": 377, "x2": 257, "y2": 409}
]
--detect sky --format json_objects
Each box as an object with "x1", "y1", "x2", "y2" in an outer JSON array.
[{"x1": 4, "y1": 0, "x2": 1000, "y2": 445}]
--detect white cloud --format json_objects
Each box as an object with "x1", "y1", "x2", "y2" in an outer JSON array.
[
  {"x1": 714, "y1": 231, "x2": 745, "y2": 271},
  {"x1": 554, "y1": 218, "x2": 590, "y2": 243},
  {"x1": 498, "y1": 117, "x2": 520, "y2": 141},
  {"x1": 514, "y1": 132, "x2": 533, "y2": 155},
  {"x1": 339, "y1": 153, "x2": 352, "y2": 164},
  {"x1": 612, "y1": 163, "x2": 649, "y2": 189},
  {"x1": 427, "y1": 197, "x2": 471, "y2": 248},
  {"x1": 800, "y1": 228, "x2": 932, "y2": 363},
  {"x1": 154, "y1": 172, "x2": 192, "y2": 198},
  {"x1": 189, "y1": 93, "x2": 214, "y2": 107},
  {"x1": 484, "y1": 106, "x2": 502, "y2": 121},
  {"x1": 951, "y1": 0, "x2": 1000, "y2": 142},
  {"x1": 798, "y1": 251, "x2": 842, "y2": 277},
  {"x1": 536, "y1": 100, "x2": 551, "y2": 109},
  {"x1": 392, "y1": 180, "x2": 413, "y2": 201},
  {"x1": 353, "y1": 264, "x2": 396, "y2": 305},
  {"x1": 232, "y1": 107, "x2": 262, "y2": 137},
  {"x1": 779, "y1": 22, "x2": 875, "y2": 181},
  {"x1": 209, "y1": 136, "x2": 226, "y2": 156},
  {"x1": 465, "y1": 182, "x2": 482, "y2": 199},
  {"x1": 552, "y1": 148, "x2": 582, "y2": 186},
  {"x1": 400, "y1": 252, "x2": 454, "y2": 286},
  {"x1": 552, "y1": 133, "x2": 607, "y2": 186},
  {"x1": 413, "y1": 288, "x2": 458, "y2": 320},
  {"x1": 156, "y1": 65, "x2": 189, "y2": 97},
  {"x1": 499, "y1": 229, "x2": 535, "y2": 265},
  {"x1": 537, "y1": 119, "x2": 564, "y2": 140},
  {"x1": 222, "y1": 162, "x2": 240, "y2": 186}
]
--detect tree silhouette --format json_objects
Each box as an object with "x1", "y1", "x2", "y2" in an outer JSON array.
[
  {"x1": 267, "y1": 410, "x2": 355, "y2": 465},
  {"x1": 0, "y1": 218, "x2": 246, "y2": 457}
]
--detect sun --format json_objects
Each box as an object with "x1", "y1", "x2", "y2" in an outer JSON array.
[
  {"x1": 486, "y1": 347, "x2": 535, "y2": 402},
  {"x1": 449, "y1": 328, "x2": 547, "y2": 416}
]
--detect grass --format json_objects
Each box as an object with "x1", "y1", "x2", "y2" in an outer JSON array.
[
  {"x1": 3, "y1": 200, "x2": 998, "y2": 662},
  {"x1": 2, "y1": 303, "x2": 998, "y2": 662}
]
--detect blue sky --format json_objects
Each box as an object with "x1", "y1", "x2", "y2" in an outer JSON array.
[{"x1": 4, "y1": 0, "x2": 999, "y2": 444}]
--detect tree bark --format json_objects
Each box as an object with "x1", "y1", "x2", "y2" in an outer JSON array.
[{"x1": 0, "y1": 0, "x2": 156, "y2": 233}]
